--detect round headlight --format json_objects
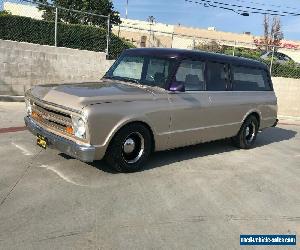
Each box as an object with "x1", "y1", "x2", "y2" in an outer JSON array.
[
  {"x1": 72, "y1": 116, "x2": 86, "y2": 138},
  {"x1": 25, "y1": 99, "x2": 32, "y2": 115}
]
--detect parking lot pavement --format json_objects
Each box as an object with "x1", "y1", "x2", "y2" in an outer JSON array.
[
  {"x1": 0, "y1": 102, "x2": 26, "y2": 128},
  {"x1": 0, "y1": 103, "x2": 299, "y2": 249}
]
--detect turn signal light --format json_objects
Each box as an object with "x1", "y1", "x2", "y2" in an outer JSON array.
[
  {"x1": 66, "y1": 126, "x2": 74, "y2": 134},
  {"x1": 32, "y1": 111, "x2": 41, "y2": 121}
]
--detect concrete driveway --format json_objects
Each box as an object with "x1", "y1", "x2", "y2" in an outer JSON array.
[{"x1": 0, "y1": 102, "x2": 299, "y2": 249}]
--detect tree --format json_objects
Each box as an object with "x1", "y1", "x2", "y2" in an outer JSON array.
[
  {"x1": 263, "y1": 14, "x2": 269, "y2": 51},
  {"x1": 35, "y1": 0, "x2": 121, "y2": 27},
  {"x1": 254, "y1": 14, "x2": 284, "y2": 51},
  {"x1": 270, "y1": 16, "x2": 284, "y2": 47},
  {"x1": 147, "y1": 16, "x2": 155, "y2": 24},
  {"x1": 147, "y1": 16, "x2": 155, "y2": 47}
]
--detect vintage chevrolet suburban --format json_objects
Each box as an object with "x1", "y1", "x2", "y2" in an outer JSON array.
[{"x1": 24, "y1": 48, "x2": 278, "y2": 172}]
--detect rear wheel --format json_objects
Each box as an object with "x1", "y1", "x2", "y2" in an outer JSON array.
[
  {"x1": 232, "y1": 115, "x2": 259, "y2": 149},
  {"x1": 105, "y1": 123, "x2": 152, "y2": 172}
]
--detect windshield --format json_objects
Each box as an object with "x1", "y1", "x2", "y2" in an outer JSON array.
[{"x1": 104, "y1": 55, "x2": 174, "y2": 88}]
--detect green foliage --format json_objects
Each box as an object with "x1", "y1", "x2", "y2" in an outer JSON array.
[
  {"x1": 35, "y1": 0, "x2": 121, "y2": 28},
  {"x1": 223, "y1": 47, "x2": 262, "y2": 60},
  {"x1": 0, "y1": 10, "x2": 11, "y2": 16},
  {"x1": 0, "y1": 14, "x2": 134, "y2": 59},
  {"x1": 271, "y1": 63, "x2": 300, "y2": 79}
]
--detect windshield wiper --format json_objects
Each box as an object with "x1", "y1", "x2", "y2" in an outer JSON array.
[
  {"x1": 104, "y1": 75, "x2": 141, "y2": 84},
  {"x1": 121, "y1": 78, "x2": 141, "y2": 84},
  {"x1": 102, "y1": 75, "x2": 114, "y2": 80}
]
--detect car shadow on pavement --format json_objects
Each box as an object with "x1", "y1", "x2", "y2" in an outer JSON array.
[
  {"x1": 255, "y1": 126, "x2": 297, "y2": 147},
  {"x1": 91, "y1": 127, "x2": 297, "y2": 173}
]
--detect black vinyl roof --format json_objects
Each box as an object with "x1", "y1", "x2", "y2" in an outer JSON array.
[{"x1": 124, "y1": 48, "x2": 268, "y2": 70}]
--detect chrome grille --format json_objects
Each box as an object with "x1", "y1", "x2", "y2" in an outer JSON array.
[{"x1": 31, "y1": 102, "x2": 72, "y2": 133}]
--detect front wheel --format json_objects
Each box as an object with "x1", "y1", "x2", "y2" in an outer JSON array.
[
  {"x1": 232, "y1": 115, "x2": 259, "y2": 149},
  {"x1": 105, "y1": 123, "x2": 152, "y2": 172}
]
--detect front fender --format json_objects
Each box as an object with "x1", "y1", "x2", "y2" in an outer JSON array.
[
  {"x1": 96, "y1": 114, "x2": 156, "y2": 148},
  {"x1": 84, "y1": 100, "x2": 170, "y2": 155}
]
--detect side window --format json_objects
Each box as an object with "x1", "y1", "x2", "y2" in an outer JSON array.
[
  {"x1": 206, "y1": 62, "x2": 228, "y2": 91},
  {"x1": 145, "y1": 58, "x2": 170, "y2": 87},
  {"x1": 175, "y1": 60, "x2": 205, "y2": 91},
  {"x1": 232, "y1": 66, "x2": 271, "y2": 91}
]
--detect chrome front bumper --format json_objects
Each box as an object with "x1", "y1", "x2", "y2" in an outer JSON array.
[{"x1": 24, "y1": 116, "x2": 95, "y2": 162}]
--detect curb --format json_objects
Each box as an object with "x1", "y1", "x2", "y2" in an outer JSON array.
[
  {"x1": 0, "y1": 126, "x2": 27, "y2": 134},
  {"x1": 0, "y1": 95, "x2": 24, "y2": 102}
]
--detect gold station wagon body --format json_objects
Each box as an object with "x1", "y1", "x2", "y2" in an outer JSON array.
[{"x1": 25, "y1": 48, "x2": 278, "y2": 172}]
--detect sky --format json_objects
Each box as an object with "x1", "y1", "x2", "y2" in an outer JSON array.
[{"x1": 112, "y1": 0, "x2": 300, "y2": 41}]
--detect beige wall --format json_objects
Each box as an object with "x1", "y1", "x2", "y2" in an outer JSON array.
[
  {"x1": 112, "y1": 18, "x2": 174, "y2": 48},
  {"x1": 113, "y1": 19, "x2": 300, "y2": 55},
  {"x1": 272, "y1": 77, "x2": 300, "y2": 118},
  {"x1": 117, "y1": 18, "x2": 174, "y2": 34},
  {"x1": 4, "y1": 2, "x2": 44, "y2": 20},
  {"x1": 113, "y1": 21, "x2": 259, "y2": 49},
  {"x1": 112, "y1": 29, "x2": 173, "y2": 48},
  {"x1": 113, "y1": 18, "x2": 264, "y2": 50},
  {"x1": 174, "y1": 25, "x2": 257, "y2": 44},
  {"x1": 173, "y1": 26, "x2": 259, "y2": 50},
  {"x1": 0, "y1": 39, "x2": 112, "y2": 96}
]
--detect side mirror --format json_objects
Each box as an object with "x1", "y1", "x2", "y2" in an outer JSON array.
[{"x1": 169, "y1": 82, "x2": 185, "y2": 92}]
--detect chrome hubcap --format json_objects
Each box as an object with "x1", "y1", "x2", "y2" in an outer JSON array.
[
  {"x1": 245, "y1": 122, "x2": 256, "y2": 143},
  {"x1": 123, "y1": 138, "x2": 135, "y2": 154},
  {"x1": 245, "y1": 127, "x2": 250, "y2": 137},
  {"x1": 122, "y1": 132, "x2": 144, "y2": 164}
]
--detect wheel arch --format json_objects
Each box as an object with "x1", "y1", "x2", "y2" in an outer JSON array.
[
  {"x1": 105, "y1": 119, "x2": 156, "y2": 153},
  {"x1": 242, "y1": 110, "x2": 261, "y2": 129}
]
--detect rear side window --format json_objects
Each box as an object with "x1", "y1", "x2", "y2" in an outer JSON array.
[
  {"x1": 175, "y1": 60, "x2": 205, "y2": 91},
  {"x1": 206, "y1": 62, "x2": 228, "y2": 91},
  {"x1": 232, "y1": 66, "x2": 271, "y2": 91}
]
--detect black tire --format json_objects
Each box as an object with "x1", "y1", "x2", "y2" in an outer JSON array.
[
  {"x1": 105, "y1": 123, "x2": 152, "y2": 173},
  {"x1": 232, "y1": 115, "x2": 259, "y2": 149}
]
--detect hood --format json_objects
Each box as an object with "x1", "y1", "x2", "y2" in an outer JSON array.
[{"x1": 28, "y1": 81, "x2": 158, "y2": 110}]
